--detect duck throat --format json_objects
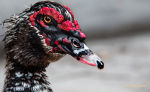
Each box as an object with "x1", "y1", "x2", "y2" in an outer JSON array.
[
  {"x1": 3, "y1": 62, "x2": 53, "y2": 92},
  {"x1": 3, "y1": 20, "x2": 56, "y2": 92}
]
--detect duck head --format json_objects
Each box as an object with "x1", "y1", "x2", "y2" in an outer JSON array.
[{"x1": 28, "y1": 1, "x2": 104, "y2": 69}]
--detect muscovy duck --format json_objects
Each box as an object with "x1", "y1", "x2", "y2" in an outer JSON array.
[{"x1": 3, "y1": 1, "x2": 104, "y2": 92}]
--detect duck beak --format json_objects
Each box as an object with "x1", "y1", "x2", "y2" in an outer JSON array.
[
  {"x1": 58, "y1": 37, "x2": 104, "y2": 69},
  {"x1": 73, "y1": 44, "x2": 104, "y2": 69},
  {"x1": 79, "y1": 53, "x2": 104, "y2": 69}
]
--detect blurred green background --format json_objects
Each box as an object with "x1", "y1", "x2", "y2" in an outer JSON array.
[{"x1": 0, "y1": 0, "x2": 150, "y2": 92}]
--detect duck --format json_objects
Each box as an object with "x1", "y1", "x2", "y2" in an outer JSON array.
[{"x1": 3, "y1": 1, "x2": 104, "y2": 92}]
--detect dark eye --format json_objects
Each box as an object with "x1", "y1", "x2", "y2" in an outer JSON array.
[
  {"x1": 44, "y1": 16, "x2": 51, "y2": 23},
  {"x1": 72, "y1": 39, "x2": 81, "y2": 48}
]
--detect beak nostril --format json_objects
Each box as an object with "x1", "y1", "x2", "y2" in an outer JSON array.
[{"x1": 97, "y1": 61, "x2": 104, "y2": 69}]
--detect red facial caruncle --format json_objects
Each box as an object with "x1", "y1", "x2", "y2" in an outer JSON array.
[
  {"x1": 58, "y1": 20, "x2": 86, "y2": 39},
  {"x1": 29, "y1": 5, "x2": 86, "y2": 54},
  {"x1": 29, "y1": 6, "x2": 86, "y2": 39},
  {"x1": 30, "y1": 7, "x2": 64, "y2": 26}
]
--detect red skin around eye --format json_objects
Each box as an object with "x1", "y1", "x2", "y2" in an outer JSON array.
[
  {"x1": 29, "y1": 6, "x2": 86, "y2": 39},
  {"x1": 40, "y1": 20, "x2": 48, "y2": 27},
  {"x1": 39, "y1": 7, "x2": 64, "y2": 23},
  {"x1": 30, "y1": 7, "x2": 64, "y2": 26}
]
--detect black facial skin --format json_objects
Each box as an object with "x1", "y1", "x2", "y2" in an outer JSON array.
[
  {"x1": 56, "y1": 36, "x2": 91, "y2": 60},
  {"x1": 33, "y1": 14, "x2": 88, "y2": 59},
  {"x1": 35, "y1": 14, "x2": 58, "y2": 32},
  {"x1": 62, "y1": 37, "x2": 84, "y2": 54}
]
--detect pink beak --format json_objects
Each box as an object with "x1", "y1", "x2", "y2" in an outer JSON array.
[
  {"x1": 79, "y1": 53, "x2": 104, "y2": 69},
  {"x1": 73, "y1": 44, "x2": 104, "y2": 69}
]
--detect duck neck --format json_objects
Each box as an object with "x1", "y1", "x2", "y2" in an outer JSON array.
[{"x1": 3, "y1": 62, "x2": 53, "y2": 92}]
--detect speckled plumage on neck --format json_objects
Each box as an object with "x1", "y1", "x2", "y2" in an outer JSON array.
[
  {"x1": 3, "y1": 62, "x2": 52, "y2": 92},
  {"x1": 3, "y1": 4, "x2": 64, "y2": 91},
  {"x1": 3, "y1": 19, "x2": 63, "y2": 92}
]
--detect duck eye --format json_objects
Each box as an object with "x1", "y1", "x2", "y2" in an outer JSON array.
[
  {"x1": 72, "y1": 39, "x2": 81, "y2": 48},
  {"x1": 44, "y1": 16, "x2": 51, "y2": 23}
]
